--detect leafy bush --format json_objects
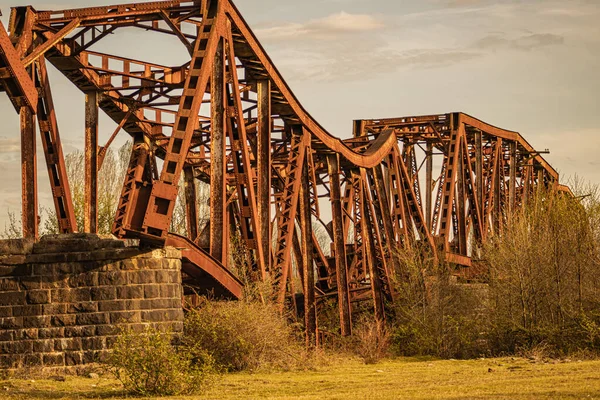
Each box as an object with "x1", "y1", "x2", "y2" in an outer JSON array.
[
  {"x1": 183, "y1": 299, "x2": 305, "y2": 371},
  {"x1": 107, "y1": 326, "x2": 214, "y2": 396}
]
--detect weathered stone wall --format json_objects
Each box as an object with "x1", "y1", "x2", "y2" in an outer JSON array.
[{"x1": 0, "y1": 234, "x2": 183, "y2": 370}]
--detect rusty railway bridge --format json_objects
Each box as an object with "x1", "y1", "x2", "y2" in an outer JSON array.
[{"x1": 0, "y1": 0, "x2": 569, "y2": 340}]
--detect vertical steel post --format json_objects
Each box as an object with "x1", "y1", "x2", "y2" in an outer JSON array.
[
  {"x1": 184, "y1": 166, "x2": 198, "y2": 240},
  {"x1": 493, "y1": 139, "x2": 503, "y2": 233},
  {"x1": 425, "y1": 142, "x2": 433, "y2": 231},
  {"x1": 327, "y1": 154, "x2": 352, "y2": 336},
  {"x1": 210, "y1": 39, "x2": 226, "y2": 262},
  {"x1": 509, "y1": 141, "x2": 517, "y2": 213},
  {"x1": 35, "y1": 58, "x2": 77, "y2": 234},
  {"x1": 300, "y1": 161, "x2": 317, "y2": 347},
  {"x1": 84, "y1": 91, "x2": 98, "y2": 233},
  {"x1": 257, "y1": 79, "x2": 271, "y2": 274},
  {"x1": 475, "y1": 130, "x2": 483, "y2": 214},
  {"x1": 523, "y1": 161, "x2": 531, "y2": 207},
  {"x1": 358, "y1": 170, "x2": 385, "y2": 321},
  {"x1": 20, "y1": 107, "x2": 37, "y2": 239},
  {"x1": 456, "y1": 143, "x2": 467, "y2": 255}
]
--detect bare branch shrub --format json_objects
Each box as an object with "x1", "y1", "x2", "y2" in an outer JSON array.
[
  {"x1": 183, "y1": 299, "x2": 306, "y2": 372},
  {"x1": 354, "y1": 316, "x2": 391, "y2": 364},
  {"x1": 484, "y1": 182, "x2": 600, "y2": 356},
  {"x1": 389, "y1": 243, "x2": 488, "y2": 359}
]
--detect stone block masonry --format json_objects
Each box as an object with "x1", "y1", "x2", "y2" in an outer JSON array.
[{"x1": 0, "y1": 234, "x2": 184, "y2": 370}]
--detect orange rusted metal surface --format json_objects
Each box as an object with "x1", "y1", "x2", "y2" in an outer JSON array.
[{"x1": 0, "y1": 0, "x2": 568, "y2": 336}]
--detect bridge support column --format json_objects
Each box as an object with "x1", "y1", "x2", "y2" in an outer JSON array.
[
  {"x1": 210, "y1": 38, "x2": 227, "y2": 262},
  {"x1": 20, "y1": 106, "x2": 38, "y2": 239},
  {"x1": 509, "y1": 141, "x2": 517, "y2": 213},
  {"x1": 475, "y1": 131, "x2": 483, "y2": 215},
  {"x1": 300, "y1": 161, "x2": 317, "y2": 347},
  {"x1": 257, "y1": 79, "x2": 271, "y2": 274},
  {"x1": 493, "y1": 139, "x2": 503, "y2": 234},
  {"x1": 84, "y1": 91, "x2": 98, "y2": 233},
  {"x1": 457, "y1": 140, "x2": 467, "y2": 255},
  {"x1": 425, "y1": 142, "x2": 433, "y2": 231},
  {"x1": 184, "y1": 166, "x2": 198, "y2": 241},
  {"x1": 328, "y1": 154, "x2": 352, "y2": 337}
]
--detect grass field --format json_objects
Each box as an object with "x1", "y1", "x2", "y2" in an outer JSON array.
[{"x1": 2, "y1": 357, "x2": 599, "y2": 399}]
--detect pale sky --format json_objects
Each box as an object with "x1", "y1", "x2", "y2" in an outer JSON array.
[{"x1": 0, "y1": 0, "x2": 598, "y2": 230}]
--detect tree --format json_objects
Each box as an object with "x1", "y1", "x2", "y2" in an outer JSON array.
[
  {"x1": 484, "y1": 180, "x2": 600, "y2": 353},
  {"x1": 2, "y1": 142, "x2": 202, "y2": 238}
]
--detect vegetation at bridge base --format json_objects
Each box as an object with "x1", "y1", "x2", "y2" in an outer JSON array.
[
  {"x1": 182, "y1": 298, "x2": 316, "y2": 372},
  {"x1": 105, "y1": 326, "x2": 215, "y2": 397},
  {"x1": 388, "y1": 179, "x2": 600, "y2": 360},
  {"x1": 484, "y1": 179, "x2": 600, "y2": 357}
]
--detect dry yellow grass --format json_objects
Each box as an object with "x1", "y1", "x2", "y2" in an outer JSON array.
[{"x1": 2, "y1": 357, "x2": 599, "y2": 399}]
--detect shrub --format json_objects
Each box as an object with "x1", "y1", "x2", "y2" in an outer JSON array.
[
  {"x1": 183, "y1": 299, "x2": 304, "y2": 371},
  {"x1": 106, "y1": 326, "x2": 214, "y2": 396},
  {"x1": 354, "y1": 317, "x2": 390, "y2": 364},
  {"x1": 389, "y1": 244, "x2": 488, "y2": 359}
]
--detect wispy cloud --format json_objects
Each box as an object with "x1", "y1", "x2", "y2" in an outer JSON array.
[
  {"x1": 441, "y1": 0, "x2": 482, "y2": 8},
  {"x1": 256, "y1": 11, "x2": 384, "y2": 41},
  {"x1": 255, "y1": 0, "x2": 582, "y2": 83},
  {"x1": 473, "y1": 33, "x2": 565, "y2": 51},
  {"x1": 273, "y1": 44, "x2": 478, "y2": 81},
  {"x1": 0, "y1": 137, "x2": 20, "y2": 154}
]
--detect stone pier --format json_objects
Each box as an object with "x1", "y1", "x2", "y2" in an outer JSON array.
[{"x1": 0, "y1": 234, "x2": 184, "y2": 370}]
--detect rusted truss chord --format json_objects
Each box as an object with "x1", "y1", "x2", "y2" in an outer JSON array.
[
  {"x1": 347, "y1": 172, "x2": 366, "y2": 290},
  {"x1": 34, "y1": 58, "x2": 77, "y2": 233},
  {"x1": 272, "y1": 130, "x2": 309, "y2": 308},
  {"x1": 357, "y1": 169, "x2": 389, "y2": 317},
  {"x1": 387, "y1": 150, "x2": 412, "y2": 242},
  {"x1": 431, "y1": 162, "x2": 446, "y2": 236},
  {"x1": 482, "y1": 140, "x2": 500, "y2": 234},
  {"x1": 438, "y1": 120, "x2": 464, "y2": 251},
  {"x1": 112, "y1": 134, "x2": 153, "y2": 237},
  {"x1": 460, "y1": 135, "x2": 484, "y2": 243},
  {"x1": 35, "y1": 2, "x2": 204, "y2": 28},
  {"x1": 0, "y1": 21, "x2": 38, "y2": 111},
  {"x1": 313, "y1": 233, "x2": 333, "y2": 291},
  {"x1": 305, "y1": 144, "x2": 321, "y2": 218},
  {"x1": 78, "y1": 51, "x2": 186, "y2": 88},
  {"x1": 402, "y1": 144, "x2": 423, "y2": 210},
  {"x1": 223, "y1": 27, "x2": 266, "y2": 279},
  {"x1": 365, "y1": 167, "x2": 396, "y2": 302},
  {"x1": 139, "y1": 11, "x2": 220, "y2": 241}
]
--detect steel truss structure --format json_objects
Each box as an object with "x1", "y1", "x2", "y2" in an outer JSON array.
[{"x1": 0, "y1": 0, "x2": 569, "y2": 340}]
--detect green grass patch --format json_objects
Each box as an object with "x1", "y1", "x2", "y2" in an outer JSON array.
[{"x1": 2, "y1": 357, "x2": 599, "y2": 399}]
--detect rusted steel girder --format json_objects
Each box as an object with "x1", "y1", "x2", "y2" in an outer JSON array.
[
  {"x1": 20, "y1": 107, "x2": 38, "y2": 239},
  {"x1": 0, "y1": 0, "x2": 569, "y2": 337},
  {"x1": 84, "y1": 91, "x2": 99, "y2": 233}
]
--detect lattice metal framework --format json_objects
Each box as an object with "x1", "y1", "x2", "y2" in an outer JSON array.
[{"x1": 0, "y1": 0, "x2": 570, "y2": 341}]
